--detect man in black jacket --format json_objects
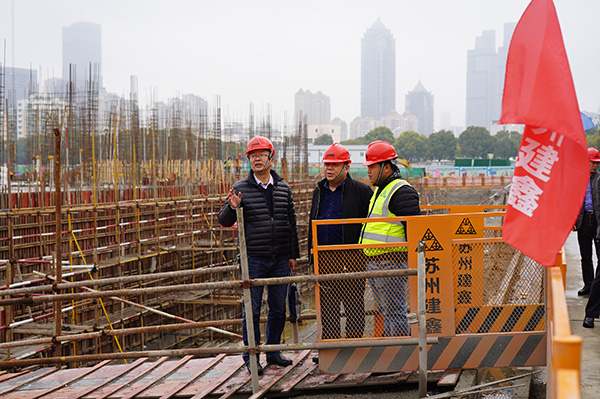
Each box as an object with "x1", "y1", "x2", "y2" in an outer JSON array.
[
  {"x1": 218, "y1": 136, "x2": 299, "y2": 374},
  {"x1": 309, "y1": 143, "x2": 373, "y2": 341},
  {"x1": 576, "y1": 147, "x2": 600, "y2": 297}
]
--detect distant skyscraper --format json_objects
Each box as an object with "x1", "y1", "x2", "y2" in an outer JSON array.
[
  {"x1": 294, "y1": 89, "x2": 331, "y2": 125},
  {"x1": 1, "y1": 66, "x2": 37, "y2": 106},
  {"x1": 62, "y1": 22, "x2": 102, "y2": 89},
  {"x1": 465, "y1": 23, "x2": 515, "y2": 130},
  {"x1": 361, "y1": 19, "x2": 395, "y2": 120},
  {"x1": 405, "y1": 81, "x2": 434, "y2": 136}
]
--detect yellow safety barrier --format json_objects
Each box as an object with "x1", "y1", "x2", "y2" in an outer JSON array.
[
  {"x1": 312, "y1": 206, "x2": 579, "y2": 382},
  {"x1": 547, "y1": 252, "x2": 581, "y2": 399}
]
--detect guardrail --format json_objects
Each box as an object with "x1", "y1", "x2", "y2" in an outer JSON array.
[{"x1": 547, "y1": 251, "x2": 581, "y2": 399}]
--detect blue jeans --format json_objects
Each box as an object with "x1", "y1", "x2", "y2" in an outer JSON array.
[
  {"x1": 367, "y1": 259, "x2": 409, "y2": 337},
  {"x1": 241, "y1": 255, "x2": 289, "y2": 362}
]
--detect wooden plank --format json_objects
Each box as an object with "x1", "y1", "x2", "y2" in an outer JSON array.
[
  {"x1": 0, "y1": 367, "x2": 57, "y2": 396},
  {"x1": 437, "y1": 369, "x2": 462, "y2": 386},
  {"x1": 297, "y1": 371, "x2": 340, "y2": 388},
  {"x1": 336, "y1": 372, "x2": 372, "y2": 386},
  {"x1": 0, "y1": 370, "x2": 31, "y2": 384},
  {"x1": 28, "y1": 360, "x2": 111, "y2": 399},
  {"x1": 217, "y1": 372, "x2": 252, "y2": 399},
  {"x1": 119, "y1": 355, "x2": 194, "y2": 399},
  {"x1": 63, "y1": 358, "x2": 149, "y2": 399},
  {"x1": 247, "y1": 351, "x2": 311, "y2": 399},
  {"x1": 189, "y1": 357, "x2": 244, "y2": 399},
  {"x1": 156, "y1": 354, "x2": 226, "y2": 399},
  {"x1": 278, "y1": 358, "x2": 318, "y2": 393},
  {"x1": 92, "y1": 356, "x2": 170, "y2": 399}
]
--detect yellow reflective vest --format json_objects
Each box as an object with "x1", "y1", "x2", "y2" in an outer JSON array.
[{"x1": 361, "y1": 179, "x2": 410, "y2": 256}]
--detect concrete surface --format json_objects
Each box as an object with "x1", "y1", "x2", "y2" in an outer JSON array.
[{"x1": 564, "y1": 231, "x2": 600, "y2": 398}]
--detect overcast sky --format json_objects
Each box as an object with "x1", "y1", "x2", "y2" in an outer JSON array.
[{"x1": 1, "y1": 0, "x2": 598, "y2": 131}]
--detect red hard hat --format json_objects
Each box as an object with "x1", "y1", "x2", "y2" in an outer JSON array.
[
  {"x1": 588, "y1": 147, "x2": 600, "y2": 162},
  {"x1": 322, "y1": 143, "x2": 351, "y2": 164},
  {"x1": 363, "y1": 141, "x2": 397, "y2": 166},
  {"x1": 246, "y1": 136, "x2": 275, "y2": 157}
]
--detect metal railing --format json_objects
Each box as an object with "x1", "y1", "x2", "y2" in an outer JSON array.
[{"x1": 547, "y1": 251, "x2": 581, "y2": 399}]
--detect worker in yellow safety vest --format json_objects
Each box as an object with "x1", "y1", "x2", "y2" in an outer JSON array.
[{"x1": 360, "y1": 141, "x2": 420, "y2": 337}]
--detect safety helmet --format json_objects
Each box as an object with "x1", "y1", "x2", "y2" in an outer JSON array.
[
  {"x1": 322, "y1": 143, "x2": 351, "y2": 164},
  {"x1": 246, "y1": 136, "x2": 275, "y2": 157},
  {"x1": 363, "y1": 141, "x2": 398, "y2": 166},
  {"x1": 588, "y1": 147, "x2": 600, "y2": 162}
]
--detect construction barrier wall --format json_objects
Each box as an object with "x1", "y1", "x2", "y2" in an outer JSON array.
[{"x1": 313, "y1": 206, "x2": 547, "y2": 374}]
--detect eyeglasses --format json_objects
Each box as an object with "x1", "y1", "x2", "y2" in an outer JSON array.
[{"x1": 249, "y1": 154, "x2": 269, "y2": 160}]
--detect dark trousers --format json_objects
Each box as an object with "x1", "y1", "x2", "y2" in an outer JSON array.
[
  {"x1": 241, "y1": 255, "x2": 289, "y2": 362},
  {"x1": 577, "y1": 212, "x2": 600, "y2": 289}
]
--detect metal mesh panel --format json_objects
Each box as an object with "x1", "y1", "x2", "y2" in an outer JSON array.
[
  {"x1": 453, "y1": 241, "x2": 545, "y2": 334},
  {"x1": 316, "y1": 248, "x2": 412, "y2": 340}
]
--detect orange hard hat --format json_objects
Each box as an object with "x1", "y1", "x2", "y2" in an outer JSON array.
[
  {"x1": 588, "y1": 147, "x2": 600, "y2": 162},
  {"x1": 322, "y1": 143, "x2": 351, "y2": 164},
  {"x1": 246, "y1": 136, "x2": 275, "y2": 157},
  {"x1": 363, "y1": 141, "x2": 397, "y2": 166}
]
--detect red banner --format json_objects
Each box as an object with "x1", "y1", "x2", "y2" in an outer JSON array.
[{"x1": 500, "y1": 0, "x2": 587, "y2": 266}]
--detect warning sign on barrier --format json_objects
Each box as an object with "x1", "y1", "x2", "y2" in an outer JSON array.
[
  {"x1": 455, "y1": 218, "x2": 477, "y2": 235},
  {"x1": 314, "y1": 209, "x2": 546, "y2": 374}
]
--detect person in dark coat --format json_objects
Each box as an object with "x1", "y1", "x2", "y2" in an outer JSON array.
[
  {"x1": 218, "y1": 136, "x2": 299, "y2": 374},
  {"x1": 576, "y1": 147, "x2": 600, "y2": 297},
  {"x1": 309, "y1": 143, "x2": 373, "y2": 342},
  {"x1": 580, "y1": 148, "x2": 600, "y2": 328}
]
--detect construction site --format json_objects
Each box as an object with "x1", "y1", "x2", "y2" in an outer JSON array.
[{"x1": 0, "y1": 80, "x2": 583, "y2": 399}]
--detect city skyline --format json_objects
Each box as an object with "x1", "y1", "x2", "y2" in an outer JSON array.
[{"x1": 0, "y1": 0, "x2": 598, "y2": 132}]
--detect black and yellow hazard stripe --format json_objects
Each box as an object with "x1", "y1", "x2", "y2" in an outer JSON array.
[
  {"x1": 318, "y1": 332, "x2": 546, "y2": 374},
  {"x1": 455, "y1": 305, "x2": 545, "y2": 334}
]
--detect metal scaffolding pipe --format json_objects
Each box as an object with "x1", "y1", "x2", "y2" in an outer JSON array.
[
  {"x1": 1, "y1": 264, "x2": 238, "y2": 296},
  {"x1": 5, "y1": 314, "x2": 317, "y2": 350},
  {"x1": 0, "y1": 336, "x2": 439, "y2": 369},
  {"x1": 0, "y1": 268, "x2": 417, "y2": 306}
]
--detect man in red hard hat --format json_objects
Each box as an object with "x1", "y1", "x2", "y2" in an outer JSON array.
[
  {"x1": 359, "y1": 141, "x2": 420, "y2": 337},
  {"x1": 218, "y1": 135, "x2": 299, "y2": 372},
  {"x1": 580, "y1": 147, "x2": 600, "y2": 328},
  {"x1": 308, "y1": 143, "x2": 372, "y2": 351},
  {"x1": 576, "y1": 147, "x2": 600, "y2": 300}
]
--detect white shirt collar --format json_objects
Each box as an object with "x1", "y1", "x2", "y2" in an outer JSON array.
[{"x1": 253, "y1": 172, "x2": 273, "y2": 189}]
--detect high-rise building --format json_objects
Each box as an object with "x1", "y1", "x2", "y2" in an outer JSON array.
[
  {"x1": 330, "y1": 117, "x2": 349, "y2": 142},
  {"x1": 62, "y1": 22, "x2": 102, "y2": 89},
  {"x1": 405, "y1": 81, "x2": 434, "y2": 136},
  {"x1": 379, "y1": 110, "x2": 418, "y2": 137},
  {"x1": 294, "y1": 89, "x2": 331, "y2": 125},
  {"x1": 1, "y1": 66, "x2": 38, "y2": 107},
  {"x1": 465, "y1": 23, "x2": 515, "y2": 130},
  {"x1": 361, "y1": 19, "x2": 395, "y2": 120},
  {"x1": 349, "y1": 116, "x2": 376, "y2": 140}
]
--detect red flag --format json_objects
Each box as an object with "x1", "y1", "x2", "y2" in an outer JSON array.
[{"x1": 500, "y1": 0, "x2": 587, "y2": 266}]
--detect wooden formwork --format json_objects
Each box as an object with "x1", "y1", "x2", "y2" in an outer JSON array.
[{"x1": 0, "y1": 178, "x2": 314, "y2": 367}]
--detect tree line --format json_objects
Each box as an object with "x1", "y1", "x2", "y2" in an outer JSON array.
[{"x1": 314, "y1": 124, "x2": 600, "y2": 161}]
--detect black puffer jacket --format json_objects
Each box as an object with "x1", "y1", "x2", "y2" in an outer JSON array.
[
  {"x1": 308, "y1": 174, "x2": 373, "y2": 252},
  {"x1": 218, "y1": 170, "x2": 300, "y2": 259}
]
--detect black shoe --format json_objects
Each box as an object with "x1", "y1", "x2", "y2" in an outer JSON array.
[
  {"x1": 244, "y1": 358, "x2": 263, "y2": 375},
  {"x1": 267, "y1": 353, "x2": 292, "y2": 367},
  {"x1": 578, "y1": 287, "x2": 591, "y2": 296},
  {"x1": 312, "y1": 355, "x2": 319, "y2": 364},
  {"x1": 583, "y1": 317, "x2": 595, "y2": 328}
]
